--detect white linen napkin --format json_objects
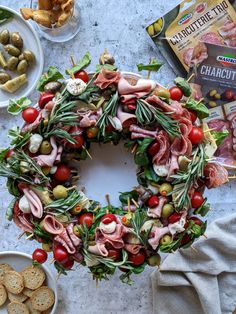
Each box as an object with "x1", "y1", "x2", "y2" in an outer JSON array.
[{"x1": 151, "y1": 213, "x2": 236, "y2": 314}]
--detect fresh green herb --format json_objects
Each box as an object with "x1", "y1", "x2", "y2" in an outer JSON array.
[
  {"x1": 131, "y1": 208, "x2": 149, "y2": 247},
  {"x1": 0, "y1": 9, "x2": 13, "y2": 24},
  {"x1": 77, "y1": 85, "x2": 101, "y2": 103},
  {"x1": 211, "y1": 130, "x2": 229, "y2": 146},
  {"x1": 33, "y1": 222, "x2": 52, "y2": 241},
  {"x1": 54, "y1": 261, "x2": 68, "y2": 275},
  {"x1": 66, "y1": 51, "x2": 91, "y2": 75},
  {"x1": 0, "y1": 149, "x2": 8, "y2": 162},
  {"x1": 174, "y1": 77, "x2": 192, "y2": 97},
  {"x1": 7, "y1": 97, "x2": 31, "y2": 115},
  {"x1": 37, "y1": 66, "x2": 64, "y2": 92},
  {"x1": 136, "y1": 99, "x2": 180, "y2": 137},
  {"x1": 7, "y1": 178, "x2": 20, "y2": 197},
  {"x1": 137, "y1": 58, "x2": 163, "y2": 72},
  {"x1": 95, "y1": 64, "x2": 117, "y2": 72},
  {"x1": 159, "y1": 236, "x2": 183, "y2": 253},
  {"x1": 185, "y1": 97, "x2": 209, "y2": 119},
  {"x1": 8, "y1": 127, "x2": 31, "y2": 148},
  {"x1": 45, "y1": 190, "x2": 82, "y2": 214},
  {"x1": 6, "y1": 198, "x2": 15, "y2": 221},
  {"x1": 134, "y1": 138, "x2": 153, "y2": 166},
  {"x1": 194, "y1": 200, "x2": 211, "y2": 217},
  {"x1": 144, "y1": 166, "x2": 160, "y2": 183},
  {"x1": 43, "y1": 128, "x2": 76, "y2": 144},
  {"x1": 119, "y1": 190, "x2": 139, "y2": 205}
]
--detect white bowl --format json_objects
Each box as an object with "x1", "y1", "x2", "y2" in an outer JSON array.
[{"x1": 0, "y1": 251, "x2": 58, "y2": 314}]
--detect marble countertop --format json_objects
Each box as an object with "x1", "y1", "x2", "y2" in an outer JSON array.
[{"x1": 0, "y1": 1, "x2": 236, "y2": 313}]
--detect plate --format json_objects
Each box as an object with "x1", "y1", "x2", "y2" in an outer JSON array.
[
  {"x1": 0, "y1": 251, "x2": 58, "y2": 314},
  {"x1": 0, "y1": 6, "x2": 44, "y2": 109}
]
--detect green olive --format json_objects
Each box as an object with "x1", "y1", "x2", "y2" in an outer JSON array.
[
  {"x1": 156, "y1": 88, "x2": 170, "y2": 99},
  {"x1": 73, "y1": 225, "x2": 81, "y2": 237},
  {"x1": 160, "y1": 234, "x2": 172, "y2": 245},
  {"x1": 0, "y1": 52, "x2": 7, "y2": 69},
  {"x1": 53, "y1": 185, "x2": 68, "y2": 199},
  {"x1": 23, "y1": 50, "x2": 36, "y2": 63},
  {"x1": 209, "y1": 89, "x2": 217, "y2": 97},
  {"x1": 178, "y1": 156, "x2": 191, "y2": 171},
  {"x1": 4, "y1": 44, "x2": 21, "y2": 57},
  {"x1": 39, "y1": 140, "x2": 52, "y2": 155},
  {"x1": 10, "y1": 32, "x2": 23, "y2": 48},
  {"x1": 18, "y1": 53, "x2": 24, "y2": 61},
  {"x1": 44, "y1": 81, "x2": 62, "y2": 93},
  {"x1": 7, "y1": 56, "x2": 19, "y2": 71},
  {"x1": 208, "y1": 101, "x2": 217, "y2": 108},
  {"x1": 147, "y1": 254, "x2": 161, "y2": 266},
  {"x1": 0, "y1": 29, "x2": 10, "y2": 45},
  {"x1": 17, "y1": 60, "x2": 28, "y2": 74},
  {"x1": 159, "y1": 183, "x2": 173, "y2": 196},
  {"x1": 214, "y1": 93, "x2": 221, "y2": 100},
  {"x1": 162, "y1": 204, "x2": 174, "y2": 218},
  {"x1": 0, "y1": 71, "x2": 11, "y2": 84},
  {"x1": 42, "y1": 242, "x2": 52, "y2": 252}
]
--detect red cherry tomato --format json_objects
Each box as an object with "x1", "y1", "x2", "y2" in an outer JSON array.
[
  {"x1": 191, "y1": 191, "x2": 204, "y2": 208},
  {"x1": 67, "y1": 126, "x2": 85, "y2": 149},
  {"x1": 189, "y1": 216, "x2": 203, "y2": 225},
  {"x1": 61, "y1": 258, "x2": 74, "y2": 270},
  {"x1": 128, "y1": 251, "x2": 146, "y2": 266},
  {"x1": 189, "y1": 110, "x2": 197, "y2": 123},
  {"x1": 22, "y1": 107, "x2": 39, "y2": 124},
  {"x1": 168, "y1": 212, "x2": 182, "y2": 224},
  {"x1": 38, "y1": 92, "x2": 54, "y2": 109},
  {"x1": 188, "y1": 126, "x2": 203, "y2": 145},
  {"x1": 54, "y1": 164, "x2": 71, "y2": 182},
  {"x1": 32, "y1": 249, "x2": 48, "y2": 264},
  {"x1": 78, "y1": 213, "x2": 94, "y2": 228},
  {"x1": 169, "y1": 86, "x2": 183, "y2": 101},
  {"x1": 148, "y1": 196, "x2": 159, "y2": 208},
  {"x1": 5, "y1": 149, "x2": 14, "y2": 159},
  {"x1": 107, "y1": 249, "x2": 120, "y2": 260},
  {"x1": 147, "y1": 142, "x2": 160, "y2": 157},
  {"x1": 101, "y1": 213, "x2": 117, "y2": 224},
  {"x1": 17, "y1": 182, "x2": 28, "y2": 192},
  {"x1": 74, "y1": 70, "x2": 89, "y2": 83},
  {"x1": 53, "y1": 245, "x2": 69, "y2": 263}
]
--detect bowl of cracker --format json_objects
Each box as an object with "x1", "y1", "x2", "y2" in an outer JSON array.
[{"x1": 0, "y1": 251, "x2": 58, "y2": 314}]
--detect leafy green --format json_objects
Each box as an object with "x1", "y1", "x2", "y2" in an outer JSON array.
[
  {"x1": 144, "y1": 166, "x2": 160, "y2": 183},
  {"x1": 6, "y1": 198, "x2": 15, "y2": 221},
  {"x1": 0, "y1": 9, "x2": 13, "y2": 24},
  {"x1": 0, "y1": 149, "x2": 8, "y2": 163},
  {"x1": 194, "y1": 200, "x2": 211, "y2": 217},
  {"x1": 45, "y1": 190, "x2": 82, "y2": 214},
  {"x1": 137, "y1": 59, "x2": 163, "y2": 72},
  {"x1": 7, "y1": 97, "x2": 31, "y2": 115},
  {"x1": 66, "y1": 52, "x2": 91, "y2": 75},
  {"x1": 33, "y1": 222, "x2": 52, "y2": 241},
  {"x1": 185, "y1": 98, "x2": 209, "y2": 119},
  {"x1": 134, "y1": 138, "x2": 153, "y2": 166},
  {"x1": 174, "y1": 77, "x2": 192, "y2": 97},
  {"x1": 37, "y1": 66, "x2": 64, "y2": 92},
  {"x1": 159, "y1": 236, "x2": 182, "y2": 253},
  {"x1": 211, "y1": 130, "x2": 229, "y2": 146},
  {"x1": 7, "y1": 178, "x2": 20, "y2": 197},
  {"x1": 119, "y1": 190, "x2": 139, "y2": 205},
  {"x1": 54, "y1": 261, "x2": 68, "y2": 275},
  {"x1": 95, "y1": 64, "x2": 117, "y2": 72},
  {"x1": 8, "y1": 127, "x2": 31, "y2": 148}
]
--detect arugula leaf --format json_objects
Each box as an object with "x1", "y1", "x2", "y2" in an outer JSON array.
[
  {"x1": 7, "y1": 178, "x2": 20, "y2": 197},
  {"x1": 211, "y1": 130, "x2": 229, "y2": 146},
  {"x1": 144, "y1": 166, "x2": 160, "y2": 183},
  {"x1": 119, "y1": 190, "x2": 139, "y2": 205},
  {"x1": 37, "y1": 66, "x2": 64, "y2": 92},
  {"x1": 185, "y1": 97, "x2": 209, "y2": 119},
  {"x1": 0, "y1": 149, "x2": 8, "y2": 163},
  {"x1": 194, "y1": 200, "x2": 211, "y2": 217},
  {"x1": 54, "y1": 261, "x2": 68, "y2": 275},
  {"x1": 33, "y1": 222, "x2": 52, "y2": 241},
  {"x1": 0, "y1": 9, "x2": 13, "y2": 24},
  {"x1": 134, "y1": 138, "x2": 153, "y2": 166},
  {"x1": 66, "y1": 52, "x2": 91, "y2": 75},
  {"x1": 95, "y1": 64, "x2": 117, "y2": 72},
  {"x1": 174, "y1": 77, "x2": 192, "y2": 97},
  {"x1": 7, "y1": 97, "x2": 31, "y2": 115},
  {"x1": 137, "y1": 59, "x2": 163, "y2": 72}
]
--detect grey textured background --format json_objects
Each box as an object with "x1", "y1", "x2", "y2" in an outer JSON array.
[{"x1": 0, "y1": 1, "x2": 236, "y2": 313}]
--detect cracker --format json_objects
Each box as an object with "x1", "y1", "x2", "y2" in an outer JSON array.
[
  {"x1": 3, "y1": 271, "x2": 24, "y2": 294},
  {"x1": 31, "y1": 286, "x2": 55, "y2": 311},
  {"x1": 21, "y1": 266, "x2": 45, "y2": 290},
  {"x1": 7, "y1": 301, "x2": 29, "y2": 314},
  {"x1": 0, "y1": 264, "x2": 14, "y2": 284},
  {"x1": 8, "y1": 291, "x2": 28, "y2": 303},
  {"x1": 24, "y1": 299, "x2": 41, "y2": 314},
  {"x1": 23, "y1": 287, "x2": 34, "y2": 298},
  {"x1": 0, "y1": 284, "x2": 7, "y2": 306}
]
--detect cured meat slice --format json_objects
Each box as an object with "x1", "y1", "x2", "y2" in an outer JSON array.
[
  {"x1": 147, "y1": 197, "x2": 167, "y2": 218},
  {"x1": 54, "y1": 229, "x2": 76, "y2": 254},
  {"x1": 129, "y1": 124, "x2": 158, "y2": 139},
  {"x1": 204, "y1": 162, "x2": 228, "y2": 189},
  {"x1": 201, "y1": 33, "x2": 222, "y2": 45},
  {"x1": 88, "y1": 243, "x2": 108, "y2": 257},
  {"x1": 148, "y1": 226, "x2": 169, "y2": 250},
  {"x1": 94, "y1": 68, "x2": 121, "y2": 89},
  {"x1": 13, "y1": 214, "x2": 33, "y2": 233},
  {"x1": 117, "y1": 105, "x2": 137, "y2": 128},
  {"x1": 183, "y1": 47, "x2": 194, "y2": 66},
  {"x1": 43, "y1": 215, "x2": 64, "y2": 235},
  {"x1": 146, "y1": 95, "x2": 175, "y2": 113},
  {"x1": 168, "y1": 154, "x2": 179, "y2": 178},
  {"x1": 34, "y1": 136, "x2": 58, "y2": 167},
  {"x1": 23, "y1": 188, "x2": 43, "y2": 218},
  {"x1": 171, "y1": 135, "x2": 191, "y2": 157},
  {"x1": 124, "y1": 243, "x2": 142, "y2": 254},
  {"x1": 95, "y1": 223, "x2": 126, "y2": 249},
  {"x1": 67, "y1": 223, "x2": 81, "y2": 247},
  {"x1": 190, "y1": 83, "x2": 203, "y2": 101},
  {"x1": 152, "y1": 130, "x2": 170, "y2": 165}
]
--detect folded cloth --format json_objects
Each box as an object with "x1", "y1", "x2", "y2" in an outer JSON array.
[{"x1": 151, "y1": 213, "x2": 236, "y2": 314}]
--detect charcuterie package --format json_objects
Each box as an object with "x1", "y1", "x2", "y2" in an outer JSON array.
[{"x1": 146, "y1": 0, "x2": 236, "y2": 76}]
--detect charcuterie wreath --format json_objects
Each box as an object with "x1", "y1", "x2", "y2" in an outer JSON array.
[{"x1": 0, "y1": 51, "x2": 229, "y2": 284}]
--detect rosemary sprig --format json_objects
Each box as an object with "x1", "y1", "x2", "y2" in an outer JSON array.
[
  {"x1": 136, "y1": 99, "x2": 180, "y2": 137},
  {"x1": 130, "y1": 208, "x2": 149, "y2": 247},
  {"x1": 43, "y1": 128, "x2": 76, "y2": 144},
  {"x1": 96, "y1": 92, "x2": 119, "y2": 136},
  {"x1": 45, "y1": 190, "x2": 82, "y2": 214},
  {"x1": 8, "y1": 127, "x2": 31, "y2": 148},
  {"x1": 171, "y1": 144, "x2": 207, "y2": 210}
]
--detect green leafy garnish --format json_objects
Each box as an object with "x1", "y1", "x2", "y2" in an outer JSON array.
[
  {"x1": 0, "y1": 149, "x2": 8, "y2": 162},
  {"x1": 185, "y1": 97, "x2": 209, "y2": 119},
  {"x1": 6, "y1": 198, "x2": 15, "y2": 221},
  {"x1": 211, "y1": 130, "x2": 229, "y2": 146},
  {"x1": 7, "y1": 178, "x2": 20, "y2": 197},
  {"x1": 194, "y1": 200, "x2": 211, "y2": 217},
  {"x1": 8, "y1": 127, "x2": 31, "y2": 148},
  {"x1": 137, "y1": 58, "x2": 163, "y2": 72},
  {"x1": 37, "y1": 66, "x2": 64, "y2": 92},
  {"x1": 134, "y1": 138, "x2": 153, "y2": 166},
  {"x1": 7, "y1": 97, "x2": 31, "y2": 115},
  {"x1": 0, "y1": 9, "x2": 13, "y2": 24},
  {"x1": 174, "y1": 77, "x2": 192, "y2": 97},
  {"x1": 66, "y1": 51, "x2": 91, "y2": 75},
  {"x1": 95, "y1": 64, "x2": 117, "y2": 72},
  {"x1": 119, "y1": 190, "x2": 139, "y2": 205}
]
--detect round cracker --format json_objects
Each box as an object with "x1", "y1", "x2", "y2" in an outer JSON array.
[
  {"x1": 21, "y1": 266, "x2": 45, "y2": 290},
  {"x1": 8, "y1": 291, "x2": 28, "y2": 303},
  {"x1": 0, "y1": 264, "x2": 14, "y2": 284},
  {"x1": 24, "y1": 299, "x2": 41, "y2": 314},
  {"x1": 31, "y1": 286, "x2": 55, "y2": 311},
  {"x1": 3, "y1": 271, "x2": 24, "y2": 294},
  {"x1": 23, "y1": 287, "x2": 34, "y2": 298},
  {"x1": 7, "y1": 301, "x2": 29, "y2": 314},
  {"x1": 0, "y1": 284, "x2": 7, "y2": 306}
]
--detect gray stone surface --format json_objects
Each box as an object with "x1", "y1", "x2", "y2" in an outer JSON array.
[{"x1": 0, "y1": 1, "x2": 235, "y2": 313}]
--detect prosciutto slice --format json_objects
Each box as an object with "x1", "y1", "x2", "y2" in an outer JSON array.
[
  {"x1": 88, "y1": 243, "x2": 108, "y2": 257},
  {"x1": 43, "y1": 215, "x2": 64, "y2": 235},
  {"x1": 94, "y1": 68, "x2": 121, "y2": 89},
  {"x1": 124, "y1": 243, "x2": 142, "y2": 254},
  {"x1": 55, "y1": 145, "x2": 63, "y2": 163},
  {"x1": 190, "y1": 83, "x2": 203, "y2": 101},
  {"x1": 13, "y1": 214, "x2": 33, "y2": 233},
  {"x1": 147, "y1": 197, "x2": 167, "y2": 218},
  {"x1": 117, "y1": 105, "x2": 137, "y2": 128},
  {"x1": 146, "y1": 95, "x2": 174, "y2": 113},
  {"x1": 54, "y1": 229, "x2": 76, "y2": 254},
  {"x1": 67, "y1": 223, "x2": 81, "y2": 247},
  {"x1": 96, "y1": 223, "x2": 126, "y2": 249},
  {"x1": 152, "y1": 131, "x2": 170, "y2": 165},
  {"x1": 34, "y1": 136, "x2": 58, "y2": 167},
  {"x1": 171, "y1": 136, "x2": 191, "y2": 157},
  {"x1": 204, "y1": 163, "x2": 228, "y2": 189},
  {"x1": 23, "y1": 188, "x2": 43, "y2": 218},
  {"x1": 168, "y1": 154, "x2": 179, "y2": 178},
  {"x1": 148, "y1": 226, "x2": 170, "y2": 250},
  {"x1": 22, "y1": 110, "x2": 47, "y2": 134},
  {"x1": 129, "y1": 124, "x2": 157, "y2": 139}
]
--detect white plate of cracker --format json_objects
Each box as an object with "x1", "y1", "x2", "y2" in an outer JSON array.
[{"x1": 0, "y1": 251, "x2": 58, "y2": 314}]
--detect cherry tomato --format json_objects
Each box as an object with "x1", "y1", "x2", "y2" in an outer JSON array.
[
  {"x1": 17, "y1": 182, "x2": 28, "y2": 192},
  {"x1": 54, "y1": 164, "x2": 71, "y2": 182},
  {"x1": 128, "y1": 251, "x2": 146, "y2": 266},
  {"x1": 189, "y1": 216, "x2": 203, "y2": 225},
  {"x1": 22, "y1": 107, "x2": 39, "y2": 124},
  {"x1": 181, "y1": 234, "x2": 191, "y2": 246},
  {"x1": 38, "y1": 92, "x2": 54, "y2": 109},
  {"x1": 188, "y1": 126, "x2": 203, "y2": 145},
  {"x1": 189, "y1": 110, "x2": 197, "y2": 123},
  {"x1": 107, "y1": 249, "x2": 120, "y2": 260},
  {"x1": 53, "y1": 245, "x2": 69, "y2": 263},
  {"x1": 67, "y1": 126, "x2": 85, "y2": 149},
  {"x1": 86, "y1": 126, "x2": 99, "y2": 139},
  {"x1": 191, "y1": 191, "x2": 204, "y2": 208},
  {"x1": 61, "y1": 258, "x2": 74, "y2": 270},
  {"x1": 147, "y1": 142, "x2": 160, "y2": 157},
  {"x1": 148, "y1": 196, "x2": 159, "y2": 208},
  {"x1": 78, "y1": 213, "x2": 94, "y2": 228},
  {"x1": 74, "y1": 70, "x2": 89, "y2": 83},
  {"x1": 169, "y1": 86, "x2": 183, "y2": 101},
  {"x1": 168, "y1": 212, "x2": 182, "y2": 224},
  {"x1": 5, "y1": 149, "x2": 14, "y2": 159},
  {"x1": 101, "y1": 213, "x2": 117, "y2": 224},
  {"x1": 32, "y1": 248, "x2": 48, "y2": 264}
]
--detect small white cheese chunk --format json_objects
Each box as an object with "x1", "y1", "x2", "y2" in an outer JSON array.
[
  {"x1": 110, "y1": 117, "x2": 122, "y2": 131},
  {"x1": 66, "y1": 78, "x2": 87, "y2": 96},
  {"x1": 99, "y1": 221, "x2": 117, "y2": 234},
  {"x1": 19, "y1": 195, "x2": 31, "y2": 214},
  {"x1": 29, "y1": 134, "x2": 43, "y2": 154},
  {"x1": 169, "y1": 217, "x2": 186, "y2": 235},
  {"x1": 153, "y1": 164, "x2": 169, "y2": 177}
]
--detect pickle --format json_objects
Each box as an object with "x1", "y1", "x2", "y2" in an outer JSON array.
[
  {"x1": 7, "y1": 56, "x2": 19, "y2": 71},
  {"x1": 0, "y1": 74, "x2": 27, "y2": 93},
  {"x1": 4, "y1": 44, "x2": 21, "y2": 57},
  {"x1": 147, "y1": 25, "x2": 155, "y2": 36},
  {"x1": 0, "y1": 71, "x2": 11, "y2": 84},
  {"x1": 0, "y1": 29, "x2": 10, "y2": 45},
  {"x1": 0, "y1": 52, "x2": 7, "y2": 69}
]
